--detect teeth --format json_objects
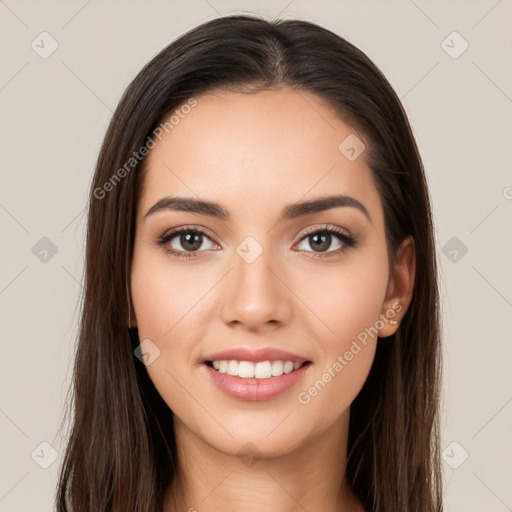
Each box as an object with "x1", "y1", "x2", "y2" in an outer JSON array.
[
  {"x1": 227, "y1": 360, "x2": 239, "y2": 376},
  {"x1": 255, "y1": 361, "x2": 271, "y2": 379},
  {"x1": 271, "y1": 360, "x2": 283, "y2": 376},
  {"x1": 240, "y1": 361, "x2": 256, "y2": 378},
  {"x1": 211, "y1": 359, "x2": 305, "y2": 379}
]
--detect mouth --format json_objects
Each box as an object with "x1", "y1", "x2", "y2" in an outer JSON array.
[
  {"x1": 200, "y1": 347, "x2": 313, "y2": 400},
  {"x1": 201, "y1": 357, "x2": 313, "y2": 401},
  {"x1": 204, "y1": 359, "x2": 312, "y2": 379}
]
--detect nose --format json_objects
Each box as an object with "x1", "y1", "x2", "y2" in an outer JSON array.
[{"x1": 220, "y1": 244, "x2": 293, "y2": 333}]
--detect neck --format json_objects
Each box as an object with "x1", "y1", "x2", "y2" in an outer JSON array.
[{"x1": 163, "y1": 409, "x2": 364, "y2": 512}]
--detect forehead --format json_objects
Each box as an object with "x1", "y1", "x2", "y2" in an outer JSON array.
[{"x1": 139, "y1": 88, "x2": 383, "y2": 225}]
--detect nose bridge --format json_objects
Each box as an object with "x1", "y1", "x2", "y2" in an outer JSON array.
[{"x1": 220, "y1": 234, "x2": 292, "y2": 329}]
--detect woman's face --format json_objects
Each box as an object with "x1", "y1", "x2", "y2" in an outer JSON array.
[{"x1": 130, "y1": 87, "x2": 404, "y2": 458}]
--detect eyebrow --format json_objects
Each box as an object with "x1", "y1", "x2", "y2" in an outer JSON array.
[{"x1": 144, "y1": 194, "x2": 372, "y2": 223}]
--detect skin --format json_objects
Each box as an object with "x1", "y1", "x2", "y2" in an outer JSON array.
[{"x1": 129, "y1": 87, "x2": 415, "y2": 512}]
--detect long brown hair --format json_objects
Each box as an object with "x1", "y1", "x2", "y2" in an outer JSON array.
[{"x1": 55, "y1": 14, "x2": 443, "y2": 512}]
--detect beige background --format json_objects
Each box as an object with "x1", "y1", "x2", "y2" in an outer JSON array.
[{"x1": 1, "y1": 1, "x2": 511, "y2": 511}]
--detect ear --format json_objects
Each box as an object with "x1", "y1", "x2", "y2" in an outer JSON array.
[{"x1": 377, "y1": 235, "x2": 415, "y2": 338}]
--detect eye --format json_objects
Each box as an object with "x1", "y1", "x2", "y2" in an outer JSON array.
[
  {"x1": 156, "y1": 224, "x2": 358, "y2": 261},
  {"x1": 295, "y1": 224, "x2": 358, "y2": 258},
  {"x1": 156, "y1": 226, "x2": 218, "y2": 260}
]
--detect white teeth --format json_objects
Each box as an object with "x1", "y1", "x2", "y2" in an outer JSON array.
[
  {"x1": 239, "y1": 361, "x2": 255, "y2": 378},
  {"x1": 210, "y1": 359, "x2": 306, "y2": 379},
  {"x1": 283, "y1": 361, "x2": 294, "y2": 373},
  {"x1": 255, "y1": 361, "x2": 272, "y2": 379},
  {"x1": 227, "y1": 360, "x2": 239, "y2": 376},
  {"x1": 271, "y1": 360, "x2": 283, "y2": 376}
]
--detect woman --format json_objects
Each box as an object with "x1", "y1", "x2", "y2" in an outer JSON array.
[{"x1": 56, "y1": 14, "x2": 443, "y2": 512}]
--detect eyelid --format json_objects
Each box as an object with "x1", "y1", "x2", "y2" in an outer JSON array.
[
  {"x1": 158, "y1": 224, "x2": 219, "y2": 243},
  {"x1": 297, "y1": 223, "x2": 352, "y2": 241}
]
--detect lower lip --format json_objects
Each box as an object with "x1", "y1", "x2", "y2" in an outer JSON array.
[{"x1": 201, "y1": 362, "x2": 312, "y2": 401}]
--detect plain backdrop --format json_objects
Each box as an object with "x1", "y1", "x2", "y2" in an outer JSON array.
[{"x1": 0, "y1": 1, "x2": 511, "y2": 511}]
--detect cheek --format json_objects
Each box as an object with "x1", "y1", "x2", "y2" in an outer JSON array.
[
  {"x1": 130, "y1": 245, "x2": 217, "y2": 409},
  {"x1": 295, "y1": 339, "x2": 377, "y2": 434},
  {"x1": 130, "y1": 243, "x2": 210, "y2": 340},
  {"x1": 291, "y1": 245, "x2": 389, "y2": 418},
  {"x1": 292, "y1": 240, "x2": 390, "y2": 345}
]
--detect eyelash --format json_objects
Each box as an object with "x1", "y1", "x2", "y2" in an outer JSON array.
[{"x1": 155, "y1": 224, "x2": 358, "y2": 261}]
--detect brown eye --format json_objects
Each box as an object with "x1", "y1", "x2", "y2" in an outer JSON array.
[
  {"x1": 304, "y1": 232, "x2": 338, "y2": 253},
  {"x1": 178, "y1": 232, "x2": 204, "y2": 251},
  {"x1": 157, "y1": 226, "x2": 217, "y2": 259},
  {"x1": 166, "y1": 230, "x2": 215, "y2": 253},
  {"x1": 296, "y1": 227, "x2": 356, "y2": 256}
]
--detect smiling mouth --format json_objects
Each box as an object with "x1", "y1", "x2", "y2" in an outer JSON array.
[{"x1": 204, "y1": 359, "x2": 312, "y2": 379}]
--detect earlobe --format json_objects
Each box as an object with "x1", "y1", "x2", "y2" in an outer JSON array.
[{"x1": 378, "y1": 235, "x2": 415, "y2": 338}]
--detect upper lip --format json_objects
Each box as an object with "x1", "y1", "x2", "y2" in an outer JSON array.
[{"x1": 203, "y1": 347, "x2": 310, "y2": 364}]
